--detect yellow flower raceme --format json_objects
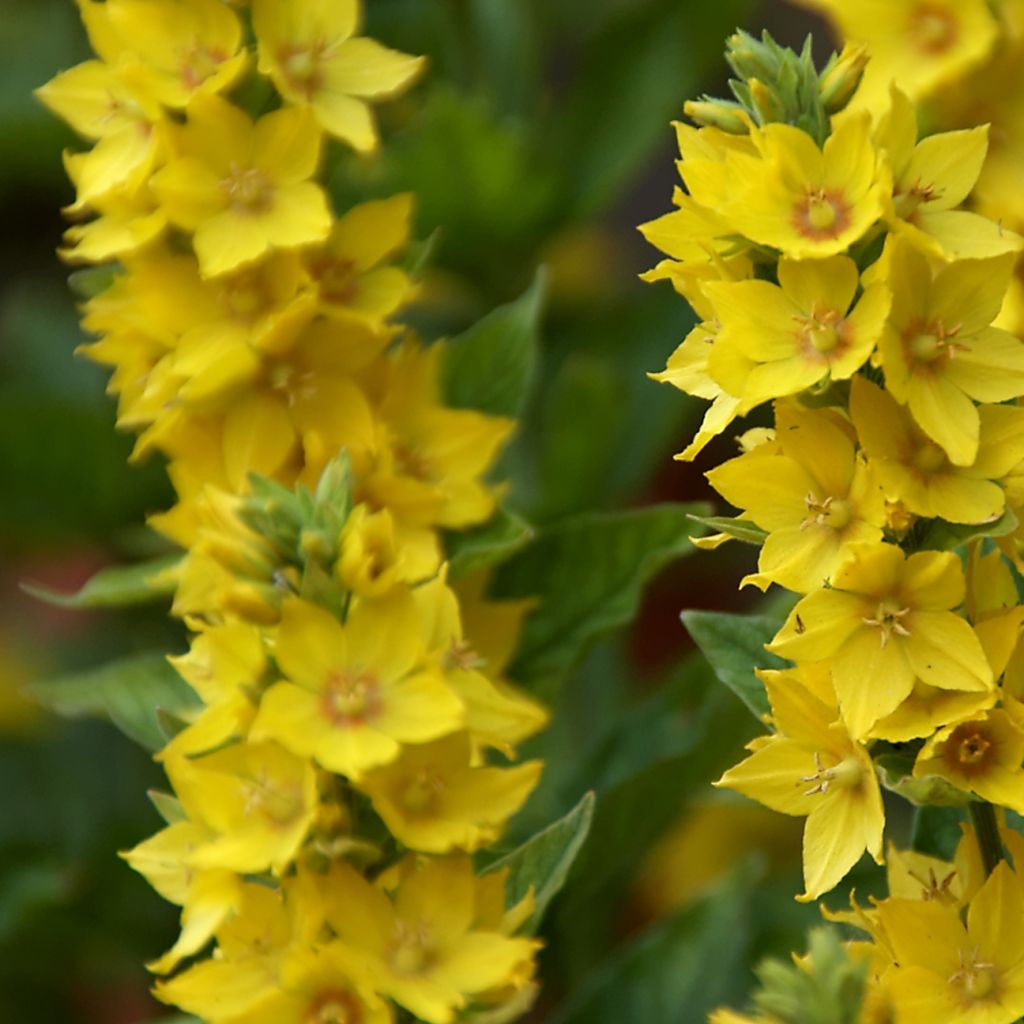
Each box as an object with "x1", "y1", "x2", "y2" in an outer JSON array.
[
  {"x1": 707, "y1": 401, "x2": 886, "y2": 592},
  {"x1": 702, "y1": 255, "x2": 890, "y2": 407},
  {"x1": 849, "y1": 376, "x2": 1024, "y2": 525},
  {"x1": 878, "y1": 239, "x2": 1024, "y2": 467},
  {"x1": 769, "y1": 542, "x2": 993, "y2": 738},
  {"x1": 879, "y1": 861, "x2": 1024, "y2": 1022},
  {"x1": 252, "y1": 0, "x2": 424, "y2": 152},
  {"x1": 715, "y1": 669, "x2": 884, "y2": 901},
  {"x1": 251, "y1": 594, "x2": 464, "y2": 778},
  {"x1": 151, "y1": 93, "x2": 332, "y2": 277}
]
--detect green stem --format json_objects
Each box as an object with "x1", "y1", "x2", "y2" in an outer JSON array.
[{"x1": 969, "y1": 801, "x2": 1004, "y2": 876}]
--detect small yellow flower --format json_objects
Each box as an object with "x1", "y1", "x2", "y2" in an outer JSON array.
[
  {"x1": 151, "y1": 93, "x2": 332, "y2": 277},
  {"x1": 770, "y1": 542, "x2": 993, "y2": 738},
  {"x1": 253, "y1": 0, "x2": 425, "y2": 152}
]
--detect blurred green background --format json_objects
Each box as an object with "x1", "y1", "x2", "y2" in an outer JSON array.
[{"x1": 0, "y1": 2, "x2": 845, "y2": 1021}]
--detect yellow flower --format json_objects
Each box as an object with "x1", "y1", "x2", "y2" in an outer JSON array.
[
  {"x1": 715, "y1": 669, "x2": 884, "y2": 901},
  {"x1": 795, "y1": 0, "x2": 999, "y2": 106},
  {"x1": 164, "y1": 740, "x2": 318, "y2": 874},
  {"x1": 252, "y1": 0, "x2": 424, "y2": 152},
  {"x1": 35, "y1": 59, "x2": 166, "y2": 209},
  {"x1": 770, "y1": 542, "x2": 993, "y2": 738},
  {"x1": 77, "y1": 0, "x2": 249, "y2": 109},
  {"x1": 59, "y1": 181, "x2": 167, "y2": 263},
  {"x1": 850, "y1": 376, "x2": 1024, "y2": 524},
  {"x1": 702, "y1": 255, "x2": 890, "y2": 406},
  {"x1": 880, "y1": 861, "x2": 1024, "y2": 1022},
  {"x1": 914, "y1": 709, "x2": 1024, "y2": 812},
  {"x1": 714, "y1": 114, "x2": 887, "y2": 259},
  {"x1": 356, "y1": 731, "x2": 541, "y2": 853},
  {"x1": 306, "y1": 194, "x2": 416, "y2": 329},
  {"x1": 877, "y1": 85, "x2": 1023, "y2": 260},
  {"x1": 879, "y1": 238, "x2": 1024, "y2": 467},
  {"x1": 869, "y1": 678, "x2": 995, "y2": 743},
  {"x1": 151, "y1": 93, "x2": 331, "y2": 277},
  {"x1": 708, "y1": 401, "x2": 886, "y2": 592},
  {"x1": 121, "y1": 821, "x2": 240, "y2": 973},
  {"x1": 251, "y1": 594, "x2": 463, "y2": 778},
  {"x1": 313, "y1": 856, "x2": 540, "y2": 1024}
]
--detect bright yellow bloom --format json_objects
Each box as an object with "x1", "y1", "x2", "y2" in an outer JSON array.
[
  {"x1": 252, "y1": 0, "x2": 424, "y2": 152},
  {"x1": 795, "y1": 0, "x2": 999, "y2": 106},
  {"x1": 709, "y1": 114, "x2": 887, "y2": 259},
  {"x1": 151, "y1": 93, "x2": 331, "y2": 277},
  {"x1": 770, "y1": 543, "x2": 993, "y2": 738},
  {"x1": 880, "y1": 862, "x2": 1024, "y2": 1022},
  {"x1": 869, "y1": 678, "x2": 995, "y2": 743},
  {"x1": 356, "y1": 731, "x2": 541, "y2": 853},
  {"x1": 165, "y1": 740, "x2": 318, "y2": 874},
  {"x1": 877, "y1": 85, "x2": 1023, "y2": 260},
  {"x1": 313, "y1": 856, "x2": 540, "y2": 1024},
  {"x1": 36, "y1": 60, "x2": 166, "y2": 209},
  {"x1": 914, "y1": 709, "x2": 1024, "y2": 812},
  {"x1": 850, "y1": 376, "x2": 1024, "y2": 524},
  {"x1": 879, "y1": 239, "x2": 1024, "y2": 466},
  {"x1": 60, "y1": 180, "x2": 167, "y2": 263},
  {"x1": 77, "y1": 0, "x2": 249, "y2": 109},
  {"x1": 715, "y1": 669, "x2": 884, "y2": 901},
  {"x1": 702, "y1": 255, "x2": 890, "y2": 406},
  {"x1": 251, "y1": 594, "x2": 463, "y2": 778},
  {"x1": 708, "y1": 401, "x2": 886, "y2": 592}
]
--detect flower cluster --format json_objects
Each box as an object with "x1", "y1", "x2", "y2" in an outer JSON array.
[
  {"x1": 39, "y1": 2, "x2": 547, "y2": 1021},
  {"x1": 645, "y1": 31, "x2": 1024, "y2": 1023}
]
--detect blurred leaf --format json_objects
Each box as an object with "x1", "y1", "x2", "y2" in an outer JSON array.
[
  {"x1": 494, "y1": 503, "x2": 709, "y2": 697},
  {"x1": 67, "y1": 264, "x2": 118, "y2": 300},
  {"x1": 551, "y1": 0, "x2": 752, "y2": 216},
  {"x1": 683, "y1": 611, "x2": 787, "y2": 720},
  {"x1": 688, "y1": 514, "x2": 768, "y2": 546},
  {"x1": 487, "y1": 791, "x2": 594, "y2": 935},
  {"x1": 22, "y1": 553, "x2": 178, "y2": 610},
  {"x1": 0, "y1": 861, "x2": 69, "y2": 943},
  {"x1": 28, "y1": 652, "x2": 199, "y2": 752},
  {"x1": 446, "y1": 507, "x2": 535, "y2": 579},
  {"x1": 911, "y1": 805, "x2": 965, "y2": 861},
  {"x1": 463, "y1": 0, "x2": 541, "y2": 116},
  {"x1": 148, "y1": 790, "x2": 186, "y2": 826},
  {"x1": 443, "y1": 270, "x2": 545, "y2": 417},
  {"x1": 549, "y1": 870, "x2": 753, "y2": 1024}
]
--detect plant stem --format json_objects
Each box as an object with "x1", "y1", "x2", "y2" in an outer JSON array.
[{"x1": 969, "y1": 800, "x2": 1004, "y2": 876}]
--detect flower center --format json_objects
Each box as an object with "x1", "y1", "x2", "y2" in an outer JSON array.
[
  {"x1": 402, "y1": 768, "x2": 447, "y2": 814},
  {"x1": 306, "y1": 989, "x2": 363, "y2": 1024},
  {"x1": 801, "y1": 493, "x2": 852, "y2": 532},
  {"x1": 321, "y1": 668, "x2": 381, "y2": 725},
  {"x1": 862, "y1": 600, "x2": 912, "y2": 647},
  {"x1": 389, "y1": 921, "x2": 435, "y2": 976},
  {"x1": 793, "y1": 187, "x2": 852, "y2": 242},
  {"x1": 800, "y1": 751, "x2": 864, "y2": 795},
  {"x1": 951, "y1": 948, "x2": 997, "y2": 1004},
  {"x1": 942, "y1": 721, "x2": 997, "y2": 777},
  {"x1": 912, "y1": 442, "x2": 947, "y2": 474},
  {"x1": 222, "y1": 164, "x2": 273, "y2": 213},
  {"x1": 906, "y1": 319, "x2": 965, "y2": 365},
  {"x1": 181, "y1": 43, "x2": 227, "y2": 91},
  {"x1": 310, "y1": 255, "x2": 361, "y2": 305},
  {"x1": 220, "y1": 271, "x2": 270, "y2": 321},
  {"x1": 279, "y1": 40, "x2": 330, "y2": 96},
  {"x1": 909, "y1": 4, "x2": 959, "y2": 55}
]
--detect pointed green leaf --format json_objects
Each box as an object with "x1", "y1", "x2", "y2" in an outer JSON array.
[
  {"x1": 28, "y1": 652, "x2": 200, "y2": 752},
  {"x1": 22, "y1": 554, "x2": 179, "y2": 610},
  {"x1": 443, "y1": 271, "x2": 545, "y2": 418},
  {"x1": 682, "y1": 611, "x2": 787, "y2": 720},
  {"x1": 148, "y1": 790, "x2": 186, "y2": 826},
  {"x1": 445, "y1": 507, "x2": 535, "y2": 579},
  {"x1": 68, "y1": 264, "x2": 118, "y2": 299},
  {"x1": 494, "y1": 503, "x2": 709, "y2": 697},
  {"x1": 487, "y1": 791, "x2": 594, "y2": 935},
  {"x1": 687, "y1": 514, "x2": 767, "y2": 546}
]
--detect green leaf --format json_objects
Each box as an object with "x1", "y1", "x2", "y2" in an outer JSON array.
[
  {"x1": 493, "y1": 503, "x2": 708, "y2": 696},
  {"x1": 486, "y1": 792, "x2": 594, "y2": 935},
  {"x1": 682, "y1": 611, "x2": 787, "y2": 721},
  {"x1": 687, "y1": 514, "x2": 767, "y2": 546},
  {"x1": 442, "y1": 271, "x2": 545, "y2": 418},
  {"x1": 21, "y1": 553, "x2": 178, "y2": 610},
  {"x1": 548, "y1": 870, "x2": 753, "y2": 1024},
  {"x1": 148, "y1": 790, "x2": 186, "y2": 826},
  {"x1": 27, "y1": 651, "x2": 200, "y2": 752},
  {"x1": 911, "y1": 805, "x2": 965, "y2": 861},
  {"x1": 67, "y1": 265, "x2": 118, "y2": 300},
  {"x1": 445, "y1": 507, "x2": 535, "y2": 579},
  {"x1": 918, "y1": 506, "x2": 1019, "y2": 552}
]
